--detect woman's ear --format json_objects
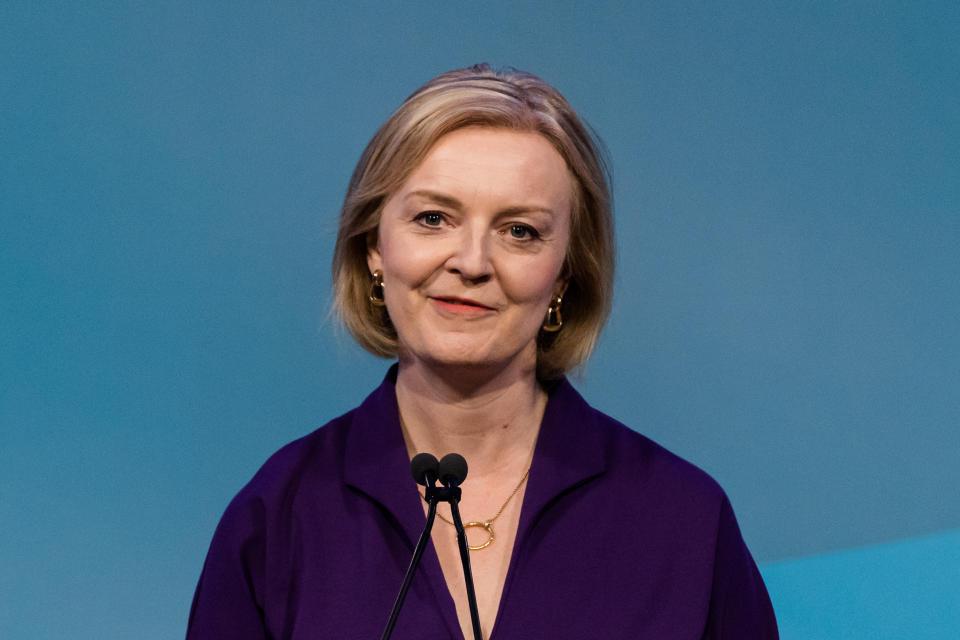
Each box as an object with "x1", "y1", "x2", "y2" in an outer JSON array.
[
  {"x1": 366, "y1": 232, "x2": 382, "y2": 275},
  {"x1": 554, "y1": 275, "x2": 570, "y2": 299}
]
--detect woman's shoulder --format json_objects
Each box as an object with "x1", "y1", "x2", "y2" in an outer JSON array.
[
  {"x1": 551, "y1": 379, "x2": 726, "y2": 508},
  {"x1": 600, "y1": 407, "x2": 724, "y2": 499},
  {"x1": 584, "y1": 404, "x2": 778, "y2": 639},
  {"x1": 217, "y1": 369, "x2": 404, "y2": 524},
  {"x1": 221, "y1": 408, "x2": 358, "y2": 518}
]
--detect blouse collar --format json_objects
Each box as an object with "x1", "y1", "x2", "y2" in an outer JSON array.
[{"x1": 343, "y1": 364, "x2": 609, "y2": 549}]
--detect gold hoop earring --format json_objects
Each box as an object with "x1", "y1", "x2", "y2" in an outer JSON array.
[
  {"x1": 542, "y1": 295, "x2": 563, "y2": 332},
  {"x1": 368, "y1": 270, "x2": 386, "y2": 307}
]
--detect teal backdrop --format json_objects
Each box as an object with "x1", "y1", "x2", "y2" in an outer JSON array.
[{"x1": 2, "y1": 2, "x2": 958, "y2": 638}]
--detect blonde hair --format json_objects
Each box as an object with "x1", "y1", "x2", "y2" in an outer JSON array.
[{"x1": 333, "y1": 64, "x2": 614, "y2": 380}]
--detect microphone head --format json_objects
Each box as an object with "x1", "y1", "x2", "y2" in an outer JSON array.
[
  {"x1": 410, "y1": 453, "x2": 440, "y2": 486},
  {"x1": 438, "y1": 453, "x2": 468, "y2": 486}
]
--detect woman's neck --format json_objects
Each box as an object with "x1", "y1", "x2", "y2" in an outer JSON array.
[{"x1": 395, "y1": 357, "x2": 546, "y2": 478}]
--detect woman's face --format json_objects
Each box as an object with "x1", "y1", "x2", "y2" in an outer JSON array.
[{"x1": 368, "y1": 126, "x2": 571, "y2": 375}]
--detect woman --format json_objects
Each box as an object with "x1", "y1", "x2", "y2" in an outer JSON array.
[{"x1": 187, "y1": 64, "x2": 778, "y2": 639}]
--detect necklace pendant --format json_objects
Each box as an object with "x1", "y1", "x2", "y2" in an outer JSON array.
[{"x1": 463, "y1": 520, "x2": 494, "y2": 550}]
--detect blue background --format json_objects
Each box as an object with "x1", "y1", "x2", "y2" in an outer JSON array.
[{"x1": 2, "y1": 2, "x2": 957, "y2": 637}]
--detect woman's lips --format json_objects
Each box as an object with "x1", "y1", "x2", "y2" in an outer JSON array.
[{"x1": 430, "y1": 296, "x2": 495, "y2": 313}]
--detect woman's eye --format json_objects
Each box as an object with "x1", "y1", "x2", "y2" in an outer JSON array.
[
  {"x1": 508, "y1": 224, "x2": 538, "y2": 240},
  {"x1": 415, "y1": 211, "x2": 444, "y2": 226}
]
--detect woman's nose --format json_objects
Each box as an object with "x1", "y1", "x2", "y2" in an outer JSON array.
[{"x1": 445, "y1": 226, "x2": 492, "y2": 282}]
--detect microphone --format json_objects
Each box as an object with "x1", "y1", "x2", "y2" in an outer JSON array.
[
  {"x1": 411, "y1": 452, "x2": 440, "y2": 486},
  {"x1": 380, "y1": 452, "x2": 482, "y2": 640},
  {"x1": 438, "y1": 453, "x2": 468, "y2": 486}
]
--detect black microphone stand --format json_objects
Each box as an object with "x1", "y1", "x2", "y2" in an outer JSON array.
[
  {"x1": 441, "y1": 480, "x2": 483, "y2": 640},
  {"x1": 380, "y1": 494, "x2": 439, "y2": 640},
  {"x1": 380, "y1": 476, "x2": 483, "y2": 640}
]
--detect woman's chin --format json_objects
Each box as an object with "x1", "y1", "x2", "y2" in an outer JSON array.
[{"x1": 400, "y1": 345, "x2": 536, "y2": 378}]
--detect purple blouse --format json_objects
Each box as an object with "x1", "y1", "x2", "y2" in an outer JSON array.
[{"x1": 187, "y1": 367, "x2": 778, "y2": 639}]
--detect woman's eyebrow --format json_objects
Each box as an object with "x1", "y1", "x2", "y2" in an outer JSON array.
[
  {"x1": 405, "y1": 189, "x2": 555, "y2": 216},
  {"x1": 404, "y1": 189, "x2": 462, "y2": 209},
  {"x1": 498, "y1": 205, "x2": 555, "y2": 216}
]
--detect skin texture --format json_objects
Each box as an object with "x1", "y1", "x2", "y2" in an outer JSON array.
[{"x1": 367, "y1": 127, "x2": 573, "y2": 639}]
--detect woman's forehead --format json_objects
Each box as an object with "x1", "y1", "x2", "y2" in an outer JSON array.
[{"x1": 394, "y1": 127, "x2": 572, "y2": 208}]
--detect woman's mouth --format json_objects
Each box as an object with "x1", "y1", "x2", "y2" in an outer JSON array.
[{"x1": 431, "y1": 296, "x2": 495, "y2": 313}]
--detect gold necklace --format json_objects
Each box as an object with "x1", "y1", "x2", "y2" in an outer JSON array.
[{"x1": 427, "y1": 467, "x2": 530, "y2": 551}]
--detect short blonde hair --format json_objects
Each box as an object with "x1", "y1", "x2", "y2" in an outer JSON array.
[{"x1": 333, "y1": 64, "x2": 614, "y2": 380}]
